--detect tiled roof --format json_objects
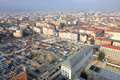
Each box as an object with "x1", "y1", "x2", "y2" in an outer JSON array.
[{"x1": 102, "y1": 44, "x2": 120, "y2": 50}]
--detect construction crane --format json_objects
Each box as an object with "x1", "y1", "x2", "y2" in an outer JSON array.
[
  {"x1": 9, "y1": 74, "x2": 11, "y2": 79},
  {"x1": 14, "y1": 72, "x2": 16, "y2": 76},
  {"x1": 32, "y1": 26, "x2": 34, "y2": 37},
  {"x1": 69, "y1": 27, "x2": 72, "y2": 49},
  {"x1": 46, "y1": 20, "x2": 49, "y2": 42},
  {"x1": 56, "y1": 36, "x2": 57, "y2": 43}
]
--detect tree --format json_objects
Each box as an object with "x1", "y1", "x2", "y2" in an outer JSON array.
[
  {"x1": 98, "y1": 52, "x2": 105, "y2": 61},
  {"x1": 80, "y1": 70, "x2": 88, "y2": 79}
]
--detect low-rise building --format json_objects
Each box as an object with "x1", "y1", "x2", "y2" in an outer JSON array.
[
  {"x1": 11, "y1": 72, "x2": 27, "y2": 80},
  {"x1": 61, "y1": 46, "x2": 93, "y2": 79},
  {"x1": 0, "y1": 57, "x2": 8, "y2": 73},
  {"x1": 73, "y1": 76, "x2": 85, "y2": 80},
  {"x1": 86, "y1": 65, "x2": 120, "y2": 80}
]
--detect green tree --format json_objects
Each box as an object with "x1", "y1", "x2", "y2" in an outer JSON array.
[
  {"x1": 98, "y1": 52, "x2": 105, "y2": 61},
  {"x1": 80, "y1": 70, "x2": 88, "y2": 79}
]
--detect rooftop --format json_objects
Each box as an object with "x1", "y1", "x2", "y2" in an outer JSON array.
[
  {"x1": 99, "y1": 68, "x2": 120, "y2": 80},
  {"x1": 96, "y1": 38, "x2": 112, "y2": 42},
  {"x1": 62, "y1": 46, "x2": 93, "y2": 68},
  {"x1": 0, "y1": 57, "x2": 6, "y2": 61},
  {"x1": 102, "y1": 44, "x2": 120, "y2": 50},
  {"x1": 73, "y1": 76, "x2": 85, "y2": 80}
]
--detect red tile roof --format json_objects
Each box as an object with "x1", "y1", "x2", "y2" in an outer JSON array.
[
  {"x1": 102, "y1": 44, "x2": 120, "y2": 50},
  {"x1": 102, "y1": 39, "x2": 112, "y2": 42},
  {"x1": 113, "y1": 40, "x2": 120, "y2": 43},
  {"x1": 96, "y1": 37, "x2": 112, "y2": 42}
]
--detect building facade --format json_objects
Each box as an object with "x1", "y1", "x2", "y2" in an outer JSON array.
[
  {"x1": 13, "y1": 30, "x2": 23, "y2": 38},
  {"x1": 95, "y1": 38, "x2": 112, "y2": 45},
  {"x1": 100, "y1": 44, "x2": 120, "y2": 61},
  {"x1": 43, "y1": 27, "x2": 54, "y2": 36},
  {"x1": 59, "y1": 32, "x2": 78, "y2": 42},
  {"x1": 61, "y1": 46, "x2": 93, "y2": 79},
  {"x1": 80, "y1": 34, "x2": 87, "y2": 42}
]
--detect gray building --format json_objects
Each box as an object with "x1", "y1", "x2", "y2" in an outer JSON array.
[
  {"x1": 61, "y1": 46, "x2": 93, "y2": 79},
  {"x1": 86, "y1": 65, "x2": 120, "y2": 80},
  {"x1": 0, "y1": 57, "x2": 8, "y2": 73}
]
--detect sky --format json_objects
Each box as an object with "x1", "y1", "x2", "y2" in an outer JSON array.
[{"x1": 0, "y1": 0, "x2": 120, "y2": 12}]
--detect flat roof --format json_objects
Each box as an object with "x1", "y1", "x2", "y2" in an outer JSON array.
[
  {"x1": 89, "y1": 65, "x2": 101, "y2": 73},
  {"x1": 0, "y1": 57, "x2": 6, "y2": 61},
  {"x1": 99, "y1": 68, "x2": 120, "y2": 80}
]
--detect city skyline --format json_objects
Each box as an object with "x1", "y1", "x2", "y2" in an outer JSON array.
[
  {"x1": 0, "y1": 0, "x2": 120, "y2": 80},
  {"x1": 0, "y1": 0, "x2": 120, "y2": 12}
]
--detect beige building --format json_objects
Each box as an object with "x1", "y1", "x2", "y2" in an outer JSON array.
[
  {"x1": 13, "y1": 30, "x2": 23, "y2": 37},
  {"x1": 43, "y1": 27, "x2": 54, "y2": 36},
  {"x1": 105, "y1": 30, "x2": 120, "y2": 39},
  {"x1": 34, "y1": 27, "x2": 43, "y2": 34},
  {"x1": 59, "y1": 31, "x2": 78, "y2": 42},
  {"x1": 113, "y1": 40, "x2": 120, "y2": 47},
  {"x1": 36, "y1": 21, "x2": 46, "y2": 27},
  {"x1": 80, "y1": 34, "x2": 87, "y2": 42},
  {"x1": 100, "y1": 44, "x2": 120, "y2": 61},
  {"x1": 95, "y1": 38, "x2": 112, "y2": 45}
]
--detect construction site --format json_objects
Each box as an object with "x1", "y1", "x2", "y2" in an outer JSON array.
[
  {"x1": 0, "y1": 24, "x2": 86, "y2": 80},
  {"x1": 20, "y1": 26, "x2": 86, "y2": 79}
]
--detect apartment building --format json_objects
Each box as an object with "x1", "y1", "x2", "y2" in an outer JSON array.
[
  {"x1": 59, "y1": 31, "x2": 78, "y2": 42},
  {"x1": 43, "y1": 27, "x2": 54, "y2": 36},
  {"x1": 100, "y1": 44, "x2": 120, "y2": 60},
  {"x1": 95, "y1": 38, "x2": 112, "y2": 45},
  {"x1": 80, "y1": 34, "x2": 87, "y2": 42},
  {"x1": 61, "y1": 46, "x2": 93, "y2": 79},
  {"x1": 34, "y1": 27, "x2": 43, "y2": 34}
]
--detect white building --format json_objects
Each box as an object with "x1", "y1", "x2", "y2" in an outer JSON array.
[
  {"x1": 43, "y1": 27, "x2": 54, "y2": 36},
  {"x1": 34, "y1": 27, "x2": 43, "y2": 34},
  {"x1": 0, "y1": 57, "x2": 8, "y2": 72},
  {"x1": 61, "y1": 46, "x2": 93, "y2": 79},
  {"x1": 59, "y1": 32, "x2": 78, "y2": 42},
  {"x1": 13, "y1": 30, "x2": 23, "y2": 37}
]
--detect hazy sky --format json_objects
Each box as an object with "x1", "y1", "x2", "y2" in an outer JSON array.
[{"x1": 0, "y1": 0, "x2": 120, "y2": 12}]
